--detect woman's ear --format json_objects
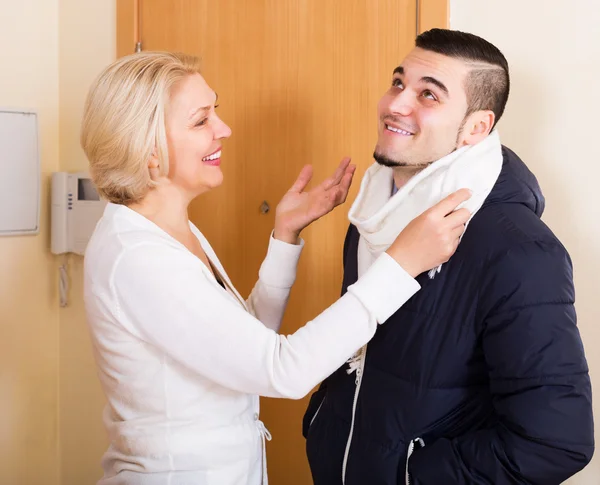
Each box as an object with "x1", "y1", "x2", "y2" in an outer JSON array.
[{"x1": 148, "y1": 150, "x2": 161, "y2": 181}]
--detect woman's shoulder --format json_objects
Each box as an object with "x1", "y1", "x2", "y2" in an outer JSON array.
[{"x1": 85, "y1": 204, "x2": 181, "y2": 276}]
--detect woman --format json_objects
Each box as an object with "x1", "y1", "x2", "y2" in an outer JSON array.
[{"x1": 81, "y1": 52, "x2": 470, "y2": 485}]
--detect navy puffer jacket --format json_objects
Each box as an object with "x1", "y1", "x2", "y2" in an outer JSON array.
[{"x1": 303, "y1": 147, "x2": 594, "y2": 485}]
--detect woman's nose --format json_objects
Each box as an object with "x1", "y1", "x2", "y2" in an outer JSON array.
[{"x1": 214, "y1": 116, "x2": 232, "y2": 139}]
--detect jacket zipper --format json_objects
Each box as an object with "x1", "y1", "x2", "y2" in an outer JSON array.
[
  {"x1": 341, "y1": 345, "x2": 368, "y2": 485},
  {"x1": 309, "y1": 399, "x2": 324, "y2": 428},
  {"x1": 405, "y1": 437, "x2": 425, "y2": 485}
]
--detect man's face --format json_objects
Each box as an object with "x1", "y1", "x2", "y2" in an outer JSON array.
[{"x1": 375, "y1": 47, "x2": 472, "y2": 168}]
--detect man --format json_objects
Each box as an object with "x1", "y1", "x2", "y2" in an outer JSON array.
[{"x1": 303, "y1": 28, "x2": 594, "y2": 484}]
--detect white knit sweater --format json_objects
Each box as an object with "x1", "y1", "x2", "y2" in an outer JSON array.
[{"x1": 83, "y1": 203, "x2": 420, "y2": 485}]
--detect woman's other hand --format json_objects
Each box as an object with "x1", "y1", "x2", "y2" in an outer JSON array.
[{"x1": 274, "y1": 157, "x2": 355, "y2": 244}]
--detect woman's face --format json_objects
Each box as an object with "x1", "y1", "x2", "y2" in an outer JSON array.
[{"x1": 163, "y1": 73, "x2": 231, "y2": 197}]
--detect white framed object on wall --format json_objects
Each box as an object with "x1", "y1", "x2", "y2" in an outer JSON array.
[{"x1": 0, "y1": 108, "x2": 40, "y2": 236}]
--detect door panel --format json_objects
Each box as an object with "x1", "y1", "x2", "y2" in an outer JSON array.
[{"x1": 136, "y1": 1, "x2": 418, "y2": 482}]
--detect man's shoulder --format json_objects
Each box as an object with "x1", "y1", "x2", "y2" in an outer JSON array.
[
  {"x1": 465, "y1": 205, "x2": 574, "y2": 317},
  {"x1": 464, "y1": 202, "x2": 566, "y2": 261}
]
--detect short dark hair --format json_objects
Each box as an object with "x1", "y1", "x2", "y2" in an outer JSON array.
[{"x1": 416, "y1": 28, "x2": 510, "y2": 129}]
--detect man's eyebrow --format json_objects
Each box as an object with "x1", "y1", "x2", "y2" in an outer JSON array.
[
  {"x1": 421, "y1": 76, "x2": 449, "y2": 96},
  {"x1": 392, "y1": 66, "x2": 449, "y2": 96}
]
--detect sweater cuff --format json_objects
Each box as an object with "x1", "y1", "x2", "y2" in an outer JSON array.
[
  {"x1": 258, "y1": 232, "x2": 305, "y2": 288},
  {"x1": 347, "y1": 252, "x2": 420, "y2": 323}
]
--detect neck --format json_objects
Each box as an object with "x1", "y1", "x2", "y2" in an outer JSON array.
[
  {"x1": 392, "y1": 165, "x2": 427, "y2": 190},
  {"x1": 128, "y1": 184, "x2": 193, "y2": 233}
]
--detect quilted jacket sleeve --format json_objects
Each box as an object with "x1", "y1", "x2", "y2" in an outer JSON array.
[{"x1": 408, "y1": 240, "x2": 594, "y2": 484}]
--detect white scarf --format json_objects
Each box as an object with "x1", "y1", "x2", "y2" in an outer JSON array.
[{"x1": 348, "y1": 130, "x2": 503, "y2": 279}]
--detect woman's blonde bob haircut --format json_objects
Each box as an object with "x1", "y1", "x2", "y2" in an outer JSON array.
[{"x1": 81, "y1": 51, "x2": 201, "y2": 204}]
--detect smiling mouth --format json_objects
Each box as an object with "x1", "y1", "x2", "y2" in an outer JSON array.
[
  {"x1": 202, "y1": 149, "x2": 222, "y2": 164},
  {"x1": 385, "y1": 124, "x2": 414, "y2": 136}
]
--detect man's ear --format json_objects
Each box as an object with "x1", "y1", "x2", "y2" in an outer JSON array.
[{"x1": 459, "y1": 110, "x2": 495, "y2": 147}]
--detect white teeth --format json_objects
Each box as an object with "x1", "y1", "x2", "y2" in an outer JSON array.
[
  {"x1": 386, "y1": 125, "x2": 413, "y2": 136},
  {"x1": 202, "y1": 150, "x2": 221, "y2": 161}
]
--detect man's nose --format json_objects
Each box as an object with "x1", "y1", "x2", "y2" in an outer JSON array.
[{"x1": 386, "y1": 90, "x2": 415, "y2": 117}]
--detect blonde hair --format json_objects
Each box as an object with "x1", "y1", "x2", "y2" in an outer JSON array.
[{"x1": 80, "y1": 51, "x2": 202, "y2": 204}]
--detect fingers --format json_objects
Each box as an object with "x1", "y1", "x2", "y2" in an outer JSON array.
[
  {"x1": 331, "y1": 169, "x2": 355, "y2": 205},
  {"x1": 333, "y1": 157, "x2": 352, "y2": 183},
  {"x1": 451, "y1": 224, "x2": 466, "y2": 241},
  {"x1": 322, "y1": 157, "x2": 351, "y2": 190},
  {"x1": 430, "y1": 188, "x2": 472, "y2": 217},
  {"x1": 444, "y1": 207, "x2": 471, "y2": 228},
  {"x1": 289, "y1": 165, "x2": 313, "y2": 193},
  {"x1": 340, "y1": 165, "x2": 356, "y2": 190}
]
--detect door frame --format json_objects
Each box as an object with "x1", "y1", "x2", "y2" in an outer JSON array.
[{"x1": 116, "y1": 0, "x2": 449, "y2": 57}]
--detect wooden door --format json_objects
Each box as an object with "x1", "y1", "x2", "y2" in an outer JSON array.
[{"x1": 118, "y1": 1, "x2": 447, "y2": 482}]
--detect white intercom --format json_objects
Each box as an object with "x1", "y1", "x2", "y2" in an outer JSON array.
[{"x1": 51, "y1": 171, "x2": 106, "y2": 255}]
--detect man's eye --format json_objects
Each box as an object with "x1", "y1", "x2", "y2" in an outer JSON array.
[
  {"x1": 392, "y1": 78, "x2": 403, "y2": 88},
  {"x1": 422, "y1": 90, "x2": 437, "y2": 101},
  {"x1": 196, "y1": 118, "x2": 208, "y2": 127}
]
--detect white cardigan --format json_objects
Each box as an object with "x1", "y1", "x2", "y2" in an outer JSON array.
[{"x1": 84, "y1": 203, "x2": 420, "y2": 485}]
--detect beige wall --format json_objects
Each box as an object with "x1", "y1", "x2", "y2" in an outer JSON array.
[
  {"x1": 451, "y1": 1, "x2": 600, "y2": 483},
  {"x1": 0, "y1": 1, "x2": 60, "y2": 484},
  {"x1": 0, "y1": 1, "x2": 115, "y2": 484},
  {"x1": 58, "y1": 0, "x2": 115, "y2": 484}
]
